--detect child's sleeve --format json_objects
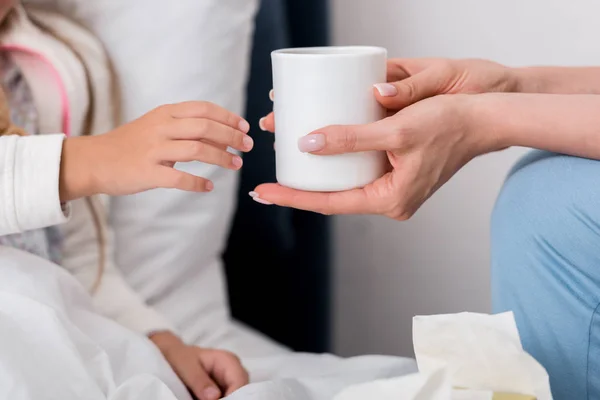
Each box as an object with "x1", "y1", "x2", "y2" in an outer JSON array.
[
  {"x1": 60, "y1": 195, "x2": 176, "y2": 335},
  {"x1": 0, "y1": 134, "x2": 69, "y2": 235}
]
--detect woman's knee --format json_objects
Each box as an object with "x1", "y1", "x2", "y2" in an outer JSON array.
[
  {"x1": 491, "y1": 151, "x2": 600, "y2": 399},
  {"x1": 492, "y1": 151, "x2": 600, "y2": 259},
  {"x1": 491, "y1": 151, "x2": 600, "y2": 300}
]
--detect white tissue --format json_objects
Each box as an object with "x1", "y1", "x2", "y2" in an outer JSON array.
[
  {"x1": 414, "y1": 312, "x2": 552, "y2": 400},
  {"x1": 334, "y1": 367, "x2": 451, "y2": 400},
  {"x1": 332, "y1": 312, "x2": 552, "y2": 400}
]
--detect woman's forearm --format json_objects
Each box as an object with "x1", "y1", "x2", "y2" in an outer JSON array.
[
  {"x1": 471, "y1": 93, "x2": 600, "y2": 159},
  {"x1": 514, "y1": 66, "x2": 600, "y2": 94}
]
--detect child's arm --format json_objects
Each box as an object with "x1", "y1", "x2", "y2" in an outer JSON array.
[
  {"x1": 0, "y1": 134, "x2": 70, "y2": 236},
  {"x1": 0, "y1": 101, "x2": 253, "y2": 236},
  {"x1": 59, "y1": 102, "x2": 253, "y2": 202}
]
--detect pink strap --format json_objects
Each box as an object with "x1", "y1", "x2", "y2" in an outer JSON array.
[{"x1": 0, "y1": 44, "x2": 70, "y2": 137}]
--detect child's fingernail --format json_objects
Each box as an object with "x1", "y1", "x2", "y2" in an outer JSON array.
[
  {"x1": 249, "y1": 191, "x2": 273, "y2": 205},
  {"x1": 269, "y1": 89, "x2": 274, "y2": 101},
  {"x1": 259, "y1": 117, "x2": 267, "y2": 131},
  {"x1": 298, "y1": 133, "x2": 325, "y2": 153},
  {"x1": 205, "y1": 181, "x2": 214, "y2": 192},
  {"x1": 232, "y1": 156, "x2": 243, "y2": 169},
  {"x1": 238, "y1": 119, "x2": 250, "y2": 133},
  {"x1": 243, "y1": 135, "x2": 254, "y2": 150},
  {"x1": 374, "y1": 83, "x2": 398, "y2": 97},
  {"x1": 203, "y1": 387, "x2": 221, "y2": 400}
]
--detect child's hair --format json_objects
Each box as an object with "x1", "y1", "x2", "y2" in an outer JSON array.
[{"x1": 0, "y1": 9, "x2": 106, "y2": 292}]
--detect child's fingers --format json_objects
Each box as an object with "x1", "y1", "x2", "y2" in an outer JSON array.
[
  {"x1": 198, "y1": 349, "x2": 249, "y2": 396},
  {"x1": 167, "y1": 119, "x2": 254, "y2": 152},
  {"x1": 172, "y1": 353, "x2": 222, "y2": 400},
  {"x1": 162, "y1": 141, "x2": 243, "y2": 170},
  {"x1": 202, "y1": 139, "x2": 228, "y2": 152},
  {"x1": 163, "y1": 101, "x2": 250, "y2": 133},
  {"x1": 156, "y1": 168, "x2": 214, "y2": 192},
  {"x1": 259, "y1": 113, "x2": 275, "y2": 133}
]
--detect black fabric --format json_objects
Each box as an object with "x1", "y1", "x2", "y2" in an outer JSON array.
[{"x1": 223, "y1": 0, "x2": 331, "y2": 353}]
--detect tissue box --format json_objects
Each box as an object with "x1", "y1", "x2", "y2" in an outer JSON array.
[
  {"x1": 493, "y1": 394, "x2": 536, "y2": 400},
  {"x1": 454, "y1": 388, "x2": 536, "y2": 399},
  {"x1": 454, "y1": 389, "x2": 536, "y2": 400}
]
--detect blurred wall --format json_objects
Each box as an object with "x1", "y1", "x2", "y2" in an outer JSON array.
[{"x1": 330, "y1": 0, "x2": 600, "y2": 357}]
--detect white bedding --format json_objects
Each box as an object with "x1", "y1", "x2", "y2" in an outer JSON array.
[
  {"x1": 0, "y1": 247, "x2": 416, "y2": 400},
  {"x1": 0, "y1": 247, "x2": 191, "y2": 400}
]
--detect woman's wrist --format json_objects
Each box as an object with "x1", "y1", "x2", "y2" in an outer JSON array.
[
  {"x1": 510, "y1": 67, "x2": 545, "y2": 94},
  {"x1": 459, "y1": 94, "x2": 515, "y2": 155},
  {"x1": 59, "y1": 136, "x2": 99, "y2": 202},
  {"x1": 463, "y1": 92, "x2": 600, "y2": 158}
]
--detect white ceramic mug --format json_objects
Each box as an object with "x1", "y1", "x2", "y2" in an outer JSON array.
[{"x1": 271, "y1": 46, "x2": 388, "y2": 192}]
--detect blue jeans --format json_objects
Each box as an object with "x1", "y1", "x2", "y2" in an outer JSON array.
[{"x1": 492, "y1": 151, "x2": 600, "y2": 400}]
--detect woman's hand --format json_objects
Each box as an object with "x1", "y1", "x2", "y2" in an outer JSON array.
[
  {"x1": 150, "y1": 332, "x2": 249, "y2": 400},
  {"x1": 370, "y1": 58, "x2": 517, "y2": 110},
  {"x1": 59, "y1": 101, "x2": 253, "y2": 202},
  {"x1": 253, "y1": 94, "x2": 498, "y2": 219},
  {"x1": 259, "y1": 58, "x2": 517, "y2": 132}
]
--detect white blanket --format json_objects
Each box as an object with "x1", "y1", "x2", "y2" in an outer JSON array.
[
  {"x1": 0, "y1": 247, "x2": 190, "y2": 400},
  {"x1": 231, "y1": 354, "x2": 416, "y2": 400},
  {"x1": 0, "y1": 247, "x2": 416, "y2": 400}
]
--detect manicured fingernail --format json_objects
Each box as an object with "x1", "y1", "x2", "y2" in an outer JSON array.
[
  {"x1": 238, "y1": 119, "x2": 250, "y2": 133},
  {"x1": 205, "y1": 181, "x2": 214, "y2": 192},
  {"x1": 253, "y1": 197, "x2": 273, "y2": 205},
  {"x1": 203, "y1": 387, "x2": 220, "y2": 400},
  {"x1": 249, "y1": 191, "x2": 273, "y2": 205},
  {"x1": 243, "y1": 135, "x2": 254, "y2": 150},
  {"x1": 259, "y1": 117, "x2": 267, "y2": 131},
  {"x1": 232, "y1": 156, "x2": 243, "y2": 169},
  {"x1": 374, "y1": 83, "x2": 398, "y2": 97},
  {"x1": 269, "y1": 89, "x2": 274, "y2": 101},
  {"x1": 298, "y1": 133, "x2": 325, "y2": 153}
]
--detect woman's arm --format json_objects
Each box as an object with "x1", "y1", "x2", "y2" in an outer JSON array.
[
  {"x1": 515, "y1": 67, "x2": 600, "y2": 95},
  {"x1": 359, "y1": 59, "x2": 600, "y2": 112},
  {"x1": 251, "y1": 92, "x2": 600, "y2": 218},
  {"x1": 472, "y1": 93, "x2": 600, "y2": 158}
]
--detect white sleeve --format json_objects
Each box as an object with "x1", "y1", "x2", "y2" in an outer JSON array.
[
  {"x1": 0, "y1": 134, "x2": 69, "y2": 235},
  {"x1": 60, "y1": 195, "x2": 176, "y2": 335}
]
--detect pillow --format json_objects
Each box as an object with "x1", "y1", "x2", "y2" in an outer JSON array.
[{"x1": 26, "y1": 0, "x2": 259, "y2": 345}]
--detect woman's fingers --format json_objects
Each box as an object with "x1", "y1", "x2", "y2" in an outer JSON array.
[
  {"x1": 161, "y1": 140, "x2": 242, "y2": 170},
  {"x1": 251, "y1": 183, "x2": 385, "y2": 215},
  {"x1": 166, "y1": 118, "x2": 253, "y2": 152},
  {"x1": 297, "y1": 117, "x2": 400, "y2": 155},
  {"x1": 164, "y1": 101, "x2": 250, "y2": 133},
  {"x1": 259, "y1": 112, "x2": 275, "y2": 133}
]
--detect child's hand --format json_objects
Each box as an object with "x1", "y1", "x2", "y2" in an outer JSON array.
[
  {"x1": 150, "y1": 331, "x2": 249, "y2": 400},
  {"x1": 59, "y1": 101, "x2": 254, "y2": 201}
]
